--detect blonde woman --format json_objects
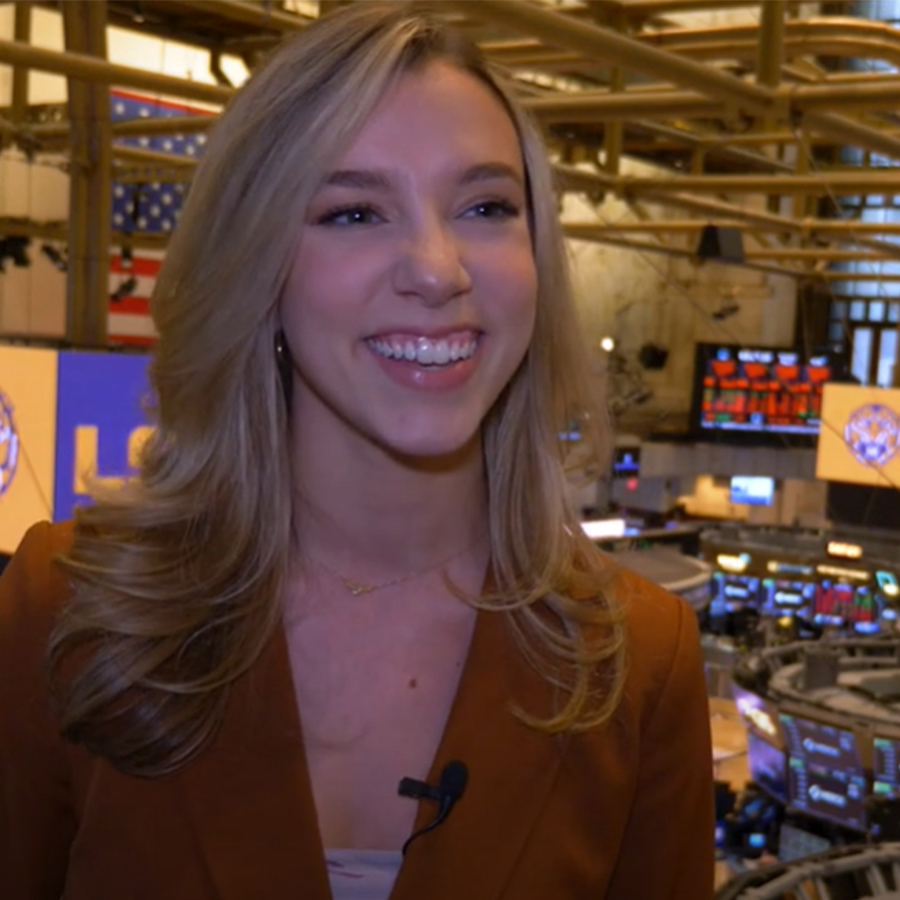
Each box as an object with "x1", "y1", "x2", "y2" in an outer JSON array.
[{"x1": 0, "y1": 5, "x2": 714, "y2": 899}]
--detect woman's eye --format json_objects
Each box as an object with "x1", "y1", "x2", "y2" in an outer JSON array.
[
  {"x1": 464, "y1": 199, "x2": 520, "y2": 220},
  {"x1": 316, "y1": 205, "x2": 383, "y2": 227}
]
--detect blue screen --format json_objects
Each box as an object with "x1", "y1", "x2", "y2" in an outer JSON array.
[{"x1": 730, "y1": 476, "x2": 775, "y2": 506}]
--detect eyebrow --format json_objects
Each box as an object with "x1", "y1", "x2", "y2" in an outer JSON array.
[
  {"x1": 458, "y1": 162, "x2": 524, "y2": 189},
  {"x1": 321, "y1": 162, "x2": 525, "y2": 192}
]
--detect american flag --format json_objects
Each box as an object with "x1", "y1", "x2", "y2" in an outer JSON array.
[{"x1": 107, "y1": 90, "x2": 212, "y2": 346}]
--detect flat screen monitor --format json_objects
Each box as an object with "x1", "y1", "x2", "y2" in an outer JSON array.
[
  {"x1": 760, "y1": 579, "x2": 815, "y2": 618},
  {"x1": 732, "y1": 685, "x2": 781, "y2": 744},
  {"x1": 778, "y1": 713, "x2": 864, "y2": 774},
  {"x1": 710, "y1": 572, "x2": 760, "y2": 613},
  {"x1": 747, "y1": 732, "x2": 787, "y2": 802},
  {"x1": 730, "y1": 476, "x2": 775, "y2": 506},
  {"x1": 691, "y1": 343, "x2": 832, "y2": 438},
  {"x1": 873, "y1": 737, "x2": 900, "y2": 794},
  {"x1": 813, "y1": 580, "x2": 878, "y2": 628},
  {"x1": 786, "y1": 757, "x2": 867, "y2": 831}
]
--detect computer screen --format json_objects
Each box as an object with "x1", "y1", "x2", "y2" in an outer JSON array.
[
  {"x1": 760, "y1": 579, "x2": 815, "y2": 618},
  {"x1": 780, "y1": 712, "x2": 867, "y2": 830},
  {"x1": 813, "y1": 581, "x2": 878, "y2": 629},
  {"x1": 691, "y1": 344, "x2": 832, "y2": 438},
  {"x1": 747, "y1": 732, "x2": 787, "y2": 802},
  {"x1": 730, "y1": 476, "x2": 775, "y2": 506},
  {"x1": 874, "y1": 736, "x2": 900, "y2": 795},
  {"x1": 711, "y1": 572, "x2": 760, "y2": 613},
  {"x1": 732, "y1": 685, "x2": 781, "y2": 744},
  {"x1": 786, "y1": 757, "x2": 867, "y2": 831},
  {"x1": 779, "y1": 713, "x2": 863, "y2": 773}
]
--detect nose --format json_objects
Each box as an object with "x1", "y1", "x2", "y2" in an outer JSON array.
[{"x1": 391, "y1": 216, "x2": 472, "y2": 306}]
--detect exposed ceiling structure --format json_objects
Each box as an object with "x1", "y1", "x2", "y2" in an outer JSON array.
[{"x1": 1, "y1": 0, "x2": 900, "y2": 345}]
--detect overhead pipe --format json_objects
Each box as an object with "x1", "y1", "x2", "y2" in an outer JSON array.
[
  {"x1": 559, "y1": 228, "x2": 809, "y2": 280},
  {"x1": 611, "y1": 170, "x2": 900, "y2": 195},
  {"x1": 562, "y1": 219, "x2": 900, "y2": 235},
  {"x1": 627, "y1": 119, "x2": 794, "y2": 173},
  {"x1": 443, "y1": 0, "x2": 776, "y2": 114},
  {"x1": 484, "y1": 17, "x2": 900, "y2": 70},
  {"x1": 0, "y1": 38, "x2": 233, "y2": 105},
  {"x1": 173, "y1": 0, "x2": 308, "y2": 32},
  {"x1": 553, "y1": 163, "x2": 804, "y2": 231},
  {"x1": 525, "y1": 89, "x2": 724, "y2": 121}
]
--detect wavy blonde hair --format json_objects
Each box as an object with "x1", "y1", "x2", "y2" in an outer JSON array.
[{"x1": 51, "y1": 2, "x2": 626, "y2": 776}]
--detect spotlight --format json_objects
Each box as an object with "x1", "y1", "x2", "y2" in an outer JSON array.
[
  {"x1": 111, "y1": 275, "x2": 138, "y2": 303},
  {"x1": 0, "y1": 236, "x2": 31, "y2": 271},
  {"x1": 40, "y1": 243, "x2": 68, "y2": 272},
  {"x1": 600, "y1": 336, "x2": 615, "y2": 353}
]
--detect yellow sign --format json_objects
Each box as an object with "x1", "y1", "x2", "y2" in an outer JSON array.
[
  {"x1": 817, "y1": 384, "x2": 900, "y2": 488},
  {"x1": 0, "y1": 346, "x2": 58, "y2": 555},
  {"x1": 717, "y1": 552, "x2": 750, "y2": 573},
  {"x1": 826, "y1": 540, "x2": 863, "y2": 560}
]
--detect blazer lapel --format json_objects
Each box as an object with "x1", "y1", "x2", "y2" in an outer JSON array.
[
  {"x1": 391, "y1": 608, "x2": 563, "y2": 900},
  {"x1": 177, "y1": 590, "x2": 561, "y2": 900},
  {"x1": 177, "y1": 627, "x2": 331, "y2": 900}
]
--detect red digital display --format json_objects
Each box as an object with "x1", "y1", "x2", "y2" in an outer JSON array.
[
  {"x1": 813, "y1": 581, "x2": 876, "y2": 626},
  {"x1": 695, "y1": 345, "x2": 832, "y2": 436}
]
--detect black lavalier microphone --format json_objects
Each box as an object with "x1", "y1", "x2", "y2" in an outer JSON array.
[{"x1": 398, "y1": 760, "x2": 468, "y2": 855}]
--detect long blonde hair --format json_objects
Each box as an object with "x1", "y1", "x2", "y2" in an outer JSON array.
[{"x1": 51, "y1": 2, "x2": 626, "y2": 776}]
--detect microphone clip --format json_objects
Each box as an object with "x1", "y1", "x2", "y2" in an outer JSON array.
[{"x1": 398, "y1": 760, "x2": 468, "y2": 856}]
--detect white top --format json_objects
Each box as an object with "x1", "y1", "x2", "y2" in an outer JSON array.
[{"x1": 325, "y1": 848, "x2": 403, "y2": 900}]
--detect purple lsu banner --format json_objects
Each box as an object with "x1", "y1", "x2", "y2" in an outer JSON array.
[{"x1": 0, "y1": 346, "x2": 151, "y2": 555}]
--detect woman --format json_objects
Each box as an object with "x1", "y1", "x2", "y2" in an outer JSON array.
[{"x1": 0, "y1": 5, "x2": 714, "y2": 899}]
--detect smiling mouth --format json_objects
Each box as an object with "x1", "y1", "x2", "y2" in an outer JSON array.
[{"x1": 366, "y1": 332, "x2": 480, "y2": 368}]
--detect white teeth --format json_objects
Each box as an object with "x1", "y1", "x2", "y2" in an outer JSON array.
[
  {"x1": 416, "y1": 337, "x2": 436, "y2": 365},
  {"x1": 368, "y1": 334, "x2": 478, "y2": 366}
]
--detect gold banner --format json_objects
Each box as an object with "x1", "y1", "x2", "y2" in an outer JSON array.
[
  {"x1": 817, "y1": 384, "x2": 900, "y2": 488},
  {"x1": 0, "y1": 346, "x2": 58, "y2": 555}
]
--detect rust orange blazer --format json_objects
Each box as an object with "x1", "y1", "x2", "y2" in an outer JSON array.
[{"x1": 0, "y1": 521, "x2": 715, "y2": 899}]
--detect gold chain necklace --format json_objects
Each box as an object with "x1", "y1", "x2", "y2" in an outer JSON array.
[{"x1": 312, "y1": 539, "x2": 480, "y2": 597}]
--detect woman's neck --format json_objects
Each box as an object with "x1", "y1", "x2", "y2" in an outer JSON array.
[{"x1": 290, "y1": 424, "x2": 488, "y2": 580}]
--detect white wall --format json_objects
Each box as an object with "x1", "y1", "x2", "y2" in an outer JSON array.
[{"x1": 562, "y1": 167, "x2": 799, "y2": 423}]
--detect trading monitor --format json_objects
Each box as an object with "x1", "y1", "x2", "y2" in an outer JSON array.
[
  {"x1": 759, "y1": 579, "x2": 815, "y2": 618},
  {"x1": 747, "y1": 732, "x2": 788, "y2": 803},
  {"x1": 786, "y1": 757, "x2": 867, "y2": 831},
  {"x1": 691, "y1": 343, "x2": 833, "y2": 441},
  {"x1": 874, "y1": 736, "x2": 900, "y2": 796},
  {"x1": 730, "y1": 476, "x2": 775, "y2": 506},
  {"x1": 711, "y1": 572, "x2": 760, "y2": 613},
  {"x1": 780, "y1": 712, "x2": 867, "y2": 831},
  {"x1": 778, "y1": 714, "x2": 863, "y2": 773},
  {"x1": 813, "y1": 580, "x2": 878, "y2": 629}
]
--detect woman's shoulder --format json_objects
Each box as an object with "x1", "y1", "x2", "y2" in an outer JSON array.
[
  {"x1": 605, "y1": 563, "x2": 705, "y2": 709},
  {"x1": 0, "y1": 520, "x2": 75, "y2": 657}
]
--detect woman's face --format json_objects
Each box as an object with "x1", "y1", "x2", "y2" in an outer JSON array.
[{"x1": 281, "y1": 60, "x2": 538, "y2": 462}]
